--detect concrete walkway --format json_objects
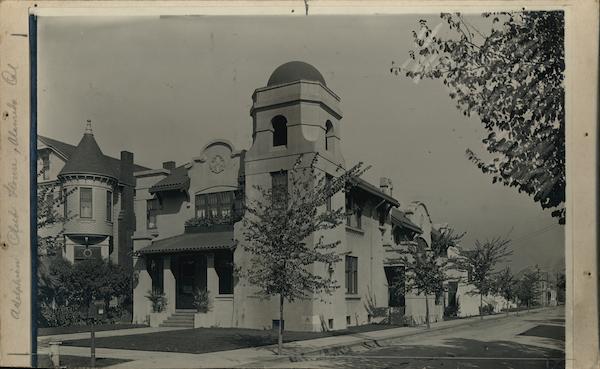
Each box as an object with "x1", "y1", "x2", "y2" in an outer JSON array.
[
  {"x1": 45, "y1": 307, "x2": 555, "y2": 368},
  {"x1": 38, "y1": 326, "x2": 189, "y2": 343}
]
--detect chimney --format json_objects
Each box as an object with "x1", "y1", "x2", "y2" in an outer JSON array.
[
  {"x1": 120, "y1": 151, "x2": 134, "y2": 185},
  {"x1": 380, "y1": 177, "x2": 393, "y2": 196},
  {"x1": 162, "y1": 161, "x2": 176, "y2": 171}
]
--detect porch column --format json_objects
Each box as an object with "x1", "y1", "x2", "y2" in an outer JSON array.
[
  {"x1": 132, "y1": 255, "x2": 152, "y2": 324},
  {"x1": 163, "y1": 255, "x2": 176, "y2": 313},
  {"x1": 207, "y1": 253, "x2": 219, "y2": 296}
]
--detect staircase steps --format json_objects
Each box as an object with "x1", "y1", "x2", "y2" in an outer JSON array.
[{"x1": 159, "y1": 310, "x2": 195, "y2": 328}]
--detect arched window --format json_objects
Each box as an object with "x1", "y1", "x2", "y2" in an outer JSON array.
[
  {"x1": 272, "y1": 115, "x2": 287, "y2": 147},
  {"x1": 325, "y1": 120, "x2": 333, "y2": 151}
]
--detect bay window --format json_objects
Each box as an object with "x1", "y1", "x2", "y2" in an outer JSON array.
[{"x1": 80, "y1": 187, "x2": 92, "y2": 218}]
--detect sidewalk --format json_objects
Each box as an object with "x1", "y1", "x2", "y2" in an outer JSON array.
[
  {"x1": 38, "y1": 326, "x2": 189, "y2": 343},
  {"x1": 47, "y1": 307, "x2": 554, "y2": 368}
]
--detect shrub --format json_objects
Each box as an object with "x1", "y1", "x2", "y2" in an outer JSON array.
[
  {"x1": 192, "y1": 288, "x2": 211, "y2": 313},
  {"x1": 479, "y1": 302, "x2": 495, "y2": 315},
  {"x1": 39, "y1": 304, "x2": 86, "y2": 327},
  {"x1": 145, "y1": 289, "x2": 168, "y2": 313},
  {"x1": 444, "y1": 300, "x2": 461, "y2": 318}
]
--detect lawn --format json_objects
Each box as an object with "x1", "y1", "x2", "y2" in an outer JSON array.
[
  {"x1": 39, "y1": 323, "x2": 147, "y2": 336},
  {"x1": 62, "y1": 324, "x2": 403, "y2": 354}
]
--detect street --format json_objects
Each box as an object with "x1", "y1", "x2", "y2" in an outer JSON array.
[{"x1": 261, "y1": 307, "x2": 565, "y2": 369}]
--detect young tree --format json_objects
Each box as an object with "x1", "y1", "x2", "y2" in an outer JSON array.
[
  {"x1": 494, "y1": 266, "x2": 516, "y2": 315},
  {"x1": 238, "y1": 154, "x2": 365, "y2": 354},
  {"x1": 392, "y1": 12, "x2": 565, "y2": 224},
  {"x1": 457, "y1": 237, "x2": 513, "y2": 319},
  {"x1": 515, "y1": 269, "x2": 541, "y2": 310},
  {"x1": 37, "y1": 170, "x2": 74, "y2": 310},
  {"x1": 431, "y1": 227, "x2": 466, "y2": 257},
  {"x1": 394, "y1": 240, "x2": 449, "y2": 329}
]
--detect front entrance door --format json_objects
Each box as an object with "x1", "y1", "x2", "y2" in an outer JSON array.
[{"x1": 176, "y1": 254, "x2": 207, "y2": 309}]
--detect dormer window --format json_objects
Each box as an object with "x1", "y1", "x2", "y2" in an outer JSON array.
[{"x1": 272, "y1": 115, "x2": 288, "y2": 147}]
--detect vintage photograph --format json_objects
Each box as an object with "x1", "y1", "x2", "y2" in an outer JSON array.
[{"x1": 33, "y1": 11, "x2": 565, "y2": 368}]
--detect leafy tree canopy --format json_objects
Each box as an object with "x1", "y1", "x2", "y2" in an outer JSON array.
[
  {"x1": 238, "y1": 153, "x2": 366, "y2": 302},
  {"x1": 393, "y1": 11, "x2": 565, "y2": 224}
]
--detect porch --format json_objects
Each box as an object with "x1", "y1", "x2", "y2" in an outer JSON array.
[{"x1": 133, "y1": 231, "x2": 235, "y2": 328}]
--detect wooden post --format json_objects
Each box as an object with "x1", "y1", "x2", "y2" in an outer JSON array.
[
  {"x1": 90, "y1": 323, "x2": 96, "y2": 367},
  {"x1": 49, "y1": 341, "x2": 62, "y2": 368}
]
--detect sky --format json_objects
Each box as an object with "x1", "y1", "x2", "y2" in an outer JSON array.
[{"x1": 36, "y1": 14, "x2": 565, "y2": 274}]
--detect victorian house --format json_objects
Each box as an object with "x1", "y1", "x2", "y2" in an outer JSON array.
[{"x1": 37, "y1": 123, "x2": 148, "y2": 272}]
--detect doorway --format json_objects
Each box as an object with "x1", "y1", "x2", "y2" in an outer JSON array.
[{"x1": 176, "y1": 254, "x2": 207, "y2": 309}]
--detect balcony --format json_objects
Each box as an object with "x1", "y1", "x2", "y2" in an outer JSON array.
[{"x1": 184, "y1": 213, "x2": 242, "y2": 233}]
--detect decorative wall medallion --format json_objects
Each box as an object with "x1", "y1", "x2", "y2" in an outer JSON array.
[{"x1": 209, "y1": 155, "x2": 225, "y2": 174}]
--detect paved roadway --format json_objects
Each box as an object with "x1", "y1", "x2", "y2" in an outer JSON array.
[{"x1": 261, "y1": 307, "x2": 565, "y2": 369}]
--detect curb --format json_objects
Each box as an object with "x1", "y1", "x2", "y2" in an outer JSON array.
[{"x1": 241, "y1": 306, "x2": 556, "y2": 367}]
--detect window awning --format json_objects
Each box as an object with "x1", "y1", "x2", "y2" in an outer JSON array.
[
  {"x1": 350, "y1": 178, "x2": 400, "y2": 207},
  {"x1": 391, "y1": 208, "x2": 422, "y2": 234},
  {"x1": 149, "y1": 165, "x2": 190, "y2": 194},
  {"x1": 137, "y1": 231, "x2": 235, "y2": 255}
]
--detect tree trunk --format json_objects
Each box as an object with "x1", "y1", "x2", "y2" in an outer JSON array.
[
  {"x1": 278, "y1": 294, "x2": 284, "y2": 355},
  {"x1": 425, "y1": 295, "x2": 430, "y2": 329},
  {"x1": 480, "y1": 294, "x2": 483, "y2": 320},
  {"x1": 506, "y1": 300, "x2": 509, "y2": 316}
]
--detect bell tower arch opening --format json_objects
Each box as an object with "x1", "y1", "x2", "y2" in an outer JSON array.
[{"x1": 272, "y1": 115, "x2": 288, "y2": 147}]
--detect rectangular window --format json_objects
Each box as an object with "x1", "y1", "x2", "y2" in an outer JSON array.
[
  {"x1": 46, "y1": 190, "x2": 55, "y2": 223},
  {"x1": 345, "y1": 195, "x2": 352, "y2": 226},
  {"x1": 208, "y1": 193, "x2": 219, "y2": 218},
  {"x1": 63, "y1": 188, "x2": 68, "y2": 219},
  {"x1": 195, "y1": 191, "x2": 235, "y2": 220},
  {"x1": 345, "y1": 256, "x2": 358, "y2": 294},
  {"x1": 220, "y1": 191, "x2": 233, "y2": 218},
  {"x1": 345, "y1": 194, "x2": 362, "y2": 229},
  {"x1": 147, "y1": 198, "x2": 160, "y2": 229},
  {"x1": 271, "y1": 171, "x2": 288, "y2": 210},
  {"x1": 80, "y1": 187, "x2": 93, "y2": 218},
  {"x1": 106, "y1": 190, "x2": 113, "y2": 222},
  {"x1": 42, "y1": 155, "x2": 50, "y2": 180},
  {"x1": 195, "y1": 194, "x2": 207, "y2": 219},
  {"x1": 325, "y1": 174, "x2": 333, "y2": 212}
]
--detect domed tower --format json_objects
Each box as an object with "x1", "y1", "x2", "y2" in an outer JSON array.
[
  {"x1": 236, "y1": 62, "x2": 349, "y2": 331},
  {"x1": 58, "y1": 121, "x2": 118, "y2": 260},
  {"x1": 246, "y1": 61, "x2": 345, "y2": 172}
]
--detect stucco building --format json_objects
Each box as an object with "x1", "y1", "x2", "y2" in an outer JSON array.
[{"x1": 130, "y1": 61, "x2": 454, "y2": 331}]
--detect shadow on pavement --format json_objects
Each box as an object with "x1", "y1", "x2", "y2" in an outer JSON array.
[{"x1": 293, "y1": 337, "x2": 565, "y2": 369}]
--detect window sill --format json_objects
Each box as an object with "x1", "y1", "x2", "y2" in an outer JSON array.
[
  {"x1": 345, "y1": 294, "x2": 361, "y2": 301},
  {"x1": 215, "y1": 294, "x2": 234, "y2": 300},
  {"x1": 345, "y1": 225, "x2": 364, "y2": 235}
]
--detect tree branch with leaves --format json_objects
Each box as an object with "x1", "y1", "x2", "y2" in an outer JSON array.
[
  {"x1": 456, "y1": 236, "x2": 513, "y2": 319},
  {"x1": 394, "y1": 240, "x2": 449, "y2": 329},
  {"x1": 393, "y1": 11, "x2": 565, "y2": 223},
  {"x1": 237, "y1": 153, "x2": 366, "y2": 354}
]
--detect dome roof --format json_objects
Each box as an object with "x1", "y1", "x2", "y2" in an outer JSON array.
[
  {"x1": 59, "y1": 132, "x2": 118, "y2": 179},
  {"x1": 267, "y1": 61, "x2": 326, "y2": 87}
]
